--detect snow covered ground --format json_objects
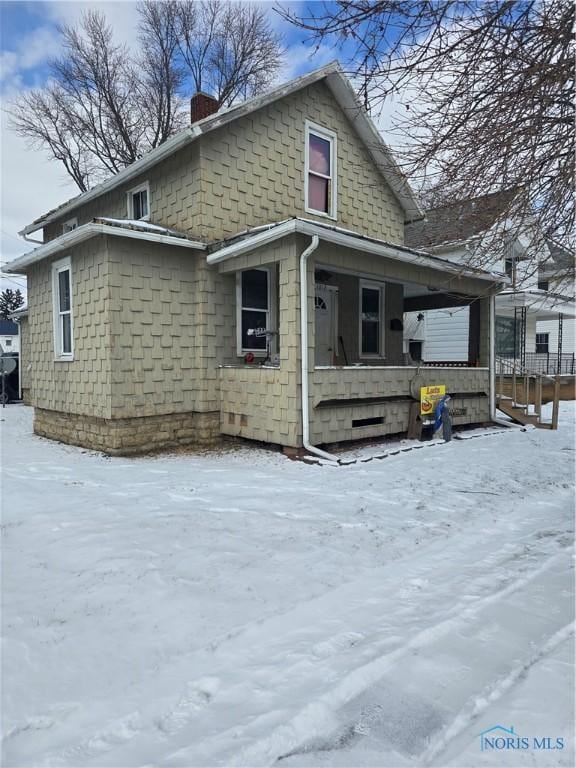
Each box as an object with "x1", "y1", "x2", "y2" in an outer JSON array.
[{"x1": 1, "y1": 404, "x2": 574, "y2": 768}]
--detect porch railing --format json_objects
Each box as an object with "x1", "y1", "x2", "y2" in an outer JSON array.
[
  {"x1": 524, "y1": 352, "x2": 575, "y2": 376},
  {"x1": 496, "y1": 353, "x2": 575, "y2": 376},
  {"x1": 495, "y1": 356, "x2": 560, "y2": 429}
]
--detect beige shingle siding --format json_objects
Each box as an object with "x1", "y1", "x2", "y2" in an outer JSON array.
[
  {"x1": 309, "y1": 368, "x2": 490, "y2": 444},
  {"x1": 43, "y1": 82, "x2": 404, "y2": 245},
  {"x1": 43, "y1": 144, "x2": 202, "y2": 242},
  {"x1": 198, "y1": 82, "x2": 404, "y2": 243},
  {"x1": 107, "y1": 238, "x2": 201, "y2": 418},
  {"x1": 26, "y1": 236, "x2": 113, "y2": 418}
]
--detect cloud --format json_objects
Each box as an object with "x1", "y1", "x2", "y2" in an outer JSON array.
[
  {"x1": 0, "y1": 24, "x2": 61, "y2": 95},
  {"x1": 0, "y1": 106, "x2": 77, "y2": 274},
  {"x1": 45, "y1": 1, "x2": 141, "y2": 50}
]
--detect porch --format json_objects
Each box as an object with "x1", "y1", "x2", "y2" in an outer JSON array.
[
  {"x1": 210, "y1": 220, "x2": 502, "y2": 449},
  {"x1": 494, "y1": 290, "x2": 575, "y2": 375}
]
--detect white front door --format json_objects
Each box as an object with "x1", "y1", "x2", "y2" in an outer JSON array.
[{"x1": 315, "y1": 284, "x2": 338, "y2": 366}]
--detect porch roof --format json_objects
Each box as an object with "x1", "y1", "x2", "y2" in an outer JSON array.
[
  {"x1": 497, "y1": 289, "x2": 576, "y2": 319},
  {"x1": 5, "y1": 219, "x2": 206, "y2": 274},
  {"x1": 207, "y1": 218, "x2": 509, "y2": 285}
]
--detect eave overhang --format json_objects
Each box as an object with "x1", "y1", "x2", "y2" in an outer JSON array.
[
  {"x1": 5, "y1": 222, "x2": 206, "y2": 274},
  {"x1": 207, "y1": 218, "x2": 507, "y2": 285}
]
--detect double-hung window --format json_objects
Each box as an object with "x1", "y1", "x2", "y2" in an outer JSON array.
[
  {"x1": 535, "y1": 333, "x2": 549, "y2": 354},
  {"x1": 237, "y1": 268, "x2": 273, "y2": 355},
  {"x1": 52, "y1": 256, "x2": 73, "y2": 359},
  {"x1": 305, "y1": 121, "x2": 337, "y2": 218},
  {"x1": 127, "y1": 182, "x2": 150, "y2": 220},
  {"x1": 360, "y1": 282, "x2": 384, "y2": 358}
]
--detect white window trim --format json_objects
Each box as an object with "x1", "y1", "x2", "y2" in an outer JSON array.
[
  {"x1": 535, "y1": 332, "x2": 549, "y2": 353},
  {"x1": 52, "y1": 256, "x2": 74, "y2": 361},
  {"x1": 62, "y1": 217, "x2": 78, "y2": 234},
  {"x1": 126, "y1": 181, "x2": 150, "y2": 221},
  {"x1": 304, "y1": 120, "x2": 337, "y2": 220},
  {"x1": 359, "y1": 280, "x2": 385, "y2": 359},
  {"x1": 236, "y1": 267, "x2": 276, "y2": 357}
]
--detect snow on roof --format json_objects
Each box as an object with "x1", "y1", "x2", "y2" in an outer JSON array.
[
  {"x1": 94, "y1": 218, "x2": 188, "y2": 238},
  {"x1": 5, "y1": 220, "x2": 205, "y2": 274},
  {"x1": 207, "y1": 217, "x2": 507, "y2": 284}
]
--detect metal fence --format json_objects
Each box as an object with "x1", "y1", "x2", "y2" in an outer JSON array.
[{"x1": 496, "y1": 353, "x2": 575, "y2": 376}]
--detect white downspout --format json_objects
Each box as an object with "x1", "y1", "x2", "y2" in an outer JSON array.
[
  {"x1": 490, "y1": 292, "x2": 522, "y2": 429},
  {"x1": 21, "y1": 234, "x2": 43, "y2": 245},
  {"x1": 300, "y1": 235, "x2": 337, "y2": 462}
]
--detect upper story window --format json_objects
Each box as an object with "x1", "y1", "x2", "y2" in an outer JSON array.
[
  {"x1": 505, "y1": 257, "x2": 516, "y2": 287},
  {"x1": 538, "y1": 279, "x2": 549, "y2": 291},
  {"x1": 127, "y1": 182, "x2": 150, "y2": 221},
  {"x1": 360, "y1": 281, "x2": 384, "y2": 358},
  {"x1": 52, "y1": 256, "x2": 73, "y2": 360},
  {"x1": 62, "y1": 218, "x2": 78, "y2": 234},
  {"x1": 305, "y1": 121, "x2": 337, "y2": 218}
]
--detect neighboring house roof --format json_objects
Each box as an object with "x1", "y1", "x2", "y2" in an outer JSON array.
[
  {"x1": 540, "y1": 238, "x2": 575, "y2": 276},
  {"x1": 497, "y1": 289, "x2": 576, "y2": 319},
  {"x1": 0, "y1": 320, "x2": 19, "y2": 335},
  {"x1": 207, "y1": 217, "x2": 507, "y2": 284},
  {"x1": 405, "y1": 190, "x2": 518, "y2": 250},
  {"x1": 6, "y1": 219, "x2": 205, "y2": 274},
  {"x1": 19, "y1": 61, "x2": 423, "y2": 238}
]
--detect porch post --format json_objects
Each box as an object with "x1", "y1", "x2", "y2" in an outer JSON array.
[
  {"x1": 489, "y1": 295, "x2": 496, "y2": 418},
  {"x1": 557, "y1": 313, "x2": 563, "y2": 374}
]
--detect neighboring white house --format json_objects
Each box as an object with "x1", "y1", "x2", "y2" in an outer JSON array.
[
  {"x1": 404, "y1": 306, "x2": 470, "y2": 363},
  {"x1": 0, "y1": 320, "x2": 19, "y2": 354},
  {"x1": 534, "y1": 240, "x2": 575, "y2": 358},
  {"x1": 404, "y1": 191, "x2": 575, "y2": 374}
]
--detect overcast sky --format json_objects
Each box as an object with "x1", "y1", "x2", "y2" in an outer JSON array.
[{"x1": 0, "y1": 1, "x2": 379, "y2": 297}]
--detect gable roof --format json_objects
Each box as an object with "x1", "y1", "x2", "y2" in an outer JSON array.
[
  {"x1": 20, "y1": 62, "x2": 423, "y2": 238},
  {"x1": 405, "y1": 190, "x2": 518, "y2": 250},
  {"x1": 542, "y1": 238, "x2": 575, "y2": 272}
]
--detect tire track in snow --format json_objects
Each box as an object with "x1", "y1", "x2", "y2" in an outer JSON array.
[
  {"x1": 15, "y1": 504, "x2": 573, "y2": 768},
  {"x1": 423, "y1": 623, "x2": 575, "y2": 766},
  {"x1": 226, "y1": 551, "x2": 573, "y2": 768}
]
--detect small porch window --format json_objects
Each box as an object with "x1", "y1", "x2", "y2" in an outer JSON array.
[
  {"x1": 237, "y1": 268, "x2": 277, "y2": 356},
  {"x1": 62, "y1": 218, "x2": 78, "y2": 234},
  {"x1": 535, "y1": 333, "x2": 549, "y2": 354},
  {"x1": 305, "y1": 121, "x2": 337, "y2": 218},
  {"x1": 360, "y1": 282, "x2": 384, "y2": 357},
  {"x1": 52, "y1": 256, "x2": 73, "y2": 359},
  {"x1": 127, "y1": 182, "x2": 150, "y2": 220}
]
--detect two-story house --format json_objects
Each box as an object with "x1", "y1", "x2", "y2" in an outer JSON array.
[{"x1": 6, "y1": 62, "x2": 507, "y2": 456}]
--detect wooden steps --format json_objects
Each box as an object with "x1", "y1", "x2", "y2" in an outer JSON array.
[
  {"x1": 497, "y1": 399, "x2": 551, "y2": 428},
  {"x1": 496, "y1": 360, "x2": 561, "y2": 430}
]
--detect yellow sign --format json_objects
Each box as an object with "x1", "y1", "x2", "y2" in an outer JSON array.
[{"x1": 420, "y1": 385, "x2": 446, "y2": 416}]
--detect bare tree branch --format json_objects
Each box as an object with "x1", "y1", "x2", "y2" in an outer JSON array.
[
  {"x1": 8, "y1": 2, "x2": 283, "y2": 191},
  {"x1": 279, "y1": 0, "x2": 575, "y2": 268}
]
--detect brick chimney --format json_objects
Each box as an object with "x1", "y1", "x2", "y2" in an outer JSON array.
[{"x1": 191, "y1": 92, "x2": 218, "y2": 123}]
